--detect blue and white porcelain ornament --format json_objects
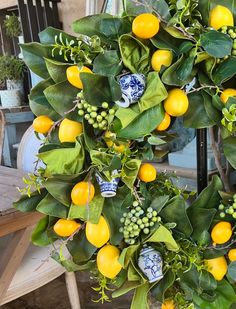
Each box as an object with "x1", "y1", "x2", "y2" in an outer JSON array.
[
  {"x1": 115, "y1": 73, "x2": 146, "y2": 108},
  {"x1": 138, "y1": 245, "x2": 164, "y2": 283},
  {"x1": 95, "y1": 170, "x2": 120, "y2": 198}
]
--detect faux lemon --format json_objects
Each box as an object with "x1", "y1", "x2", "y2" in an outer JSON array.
[
  {"x1": 164, "y1": 89, "x2": 189, "y2": 117},
  {"x1": 66, "y1": 65, "x2": 92, "y2": 89},
  {"x1": 220, "y1": 88, "x2": 236, "y2": 104},
  {"x1": 86, "y1": 216, "x2": 110, "y2": 248},
  {"x1": 58, "y1": 118, "x2": 83, "y2": 143},
  {"x1": 151, "y1": 50, "x2": 173, "y2": 72},
  {"x1": 209, "y1": 5, "x2": 234, "y2": 30},
  {"x1": 211, "y1": 221, "x2": 232, "y2": 245},
  {"x1": 97, "y1": 244, "x2": 122, "y2": 279},
  {"x1": 205, "y1": 256, "x2": 227, "y2": 281}
]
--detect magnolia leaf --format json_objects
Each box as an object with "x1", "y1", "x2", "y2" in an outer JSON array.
[
  {"x1": 122, "y1": 158, "x2": 141, "y2": 189},
  {"x1": 131, "y1": 283, "x2": 149, "y2": 309},
  {"x1": 144, "y1": 224, "x2": 179, "y2": 251},
  {"x1": 223, "y1": 136, "x2": 236, "y2": 169},
  {"x1": 147, "y1": 135, "x2": 166, "y2": 146},
  {"x1": 119, "y1": 243, "x2": 140, "y2": 268},
  {"x1": 36, "y1": 193, "x2": 69, "y2": 218},
  {"x1": 44, "y1": 178, "x2": 73, "y2": 207},
  {"x1": 200, "y1": 31, "x2": 232, "y2": 58},
  {"x1": 213, "y1": 57, "x2": 236, "y2": 85},
  {"x1": 151, "y1": 270, "x2": 175, "y2": 302},
  {"x1": 115, "y1": 105, "x2": 139, "y2": 129},
  {"x1": 39, "y1": 26, "x2": 76, "y2": 45},
  {"x1": 45, "y1": 58, "x2": 70, "y2": 83},
  {"x1": 13, "y1": 189, "x2": 47, "y2": 212},
  {"x1": 227, "y1": 262, "x2": 236, "y2": 282},
  {"x1": 93, "y1": 50, "x2": 123, "y2": 76},
  {"x1": 31, "y1": 216, "x2": 57, "y2": 246}
]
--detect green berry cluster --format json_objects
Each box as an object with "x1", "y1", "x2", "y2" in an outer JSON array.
[
  {"x1": 119, "y1": 201, "x2": 161, "y2": 245},
  {"x1": 221, "y1": 104, "x2": 236, "y2": 133},
  {"x1": 220, "y1": 26, "x2": 236, "y2": 56},
  {"x1": 77, "y1": 92, "x2": 115, "y2": 130},
  {"x1": 219, "y1": 194, "x2": 236, "y2": 219}
]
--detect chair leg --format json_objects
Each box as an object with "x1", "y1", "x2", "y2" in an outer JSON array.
[{"x1": 65, "y1": 271, "x2": 81, "y2": 309}]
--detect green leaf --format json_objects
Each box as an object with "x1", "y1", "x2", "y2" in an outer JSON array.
[
  {"x1": 13, "y1": 189, "x2": 47, "y2": 212},
  {"x1": 187, "y1": 175, "x2": 223, "y2": 210},
  {"x1": 147, "y1": 135, "x2": 166, "y2": 146},
  {"x1": 82, "y1": 120, "x2": 97, "y2": 150},
  {"x1": 193, "y1": 280, "x2": 236, "y2": 309},
  {"x1": 117, "y1": 104, "x2": 164, "y2": 139},
  {"x1": 66, "y1": 230, "x2": 97, "y2": 263},
  {"x1": 128, "y1": 260, "x2": 143, "y2": 282},
  {"x1": 112, "y1": 281, "x2": 141, "y2": 298},
  {"x1": 39, "y1": 26, "x2": 76, "y2": 45},
  {"x1": 125, "y1": 0, "x2": 171, "y2": 21},
  {"x1": 119, "y1": 34, "x2": 151, "y2": 74},
  {"x1": 68, "y1": 191, "x2": 104, "y2": 224},
  {"x1": 44, "y1": 80, "x2": 78, "y2": 116},
  {"x1": 150, "y1": 28, "x2": 180, "y2": 53},
  {"x1": 99, "y1": 17, "x2": 131, "y2": 40},
  {"x1": 44, "y1": 178, "x2": 73, "y2": 206},
  {"x1": 29, "y1": 78, "x2": 60, "y2": 120},
  {"x1": 149, "y1": 195, "x2": 169, "y2": 214},
  {"x1": 139, "y1": 72, "x2": 168, "y2": 112},
  {"x1": 38, "y1": 145, "x2": 84, "y2": 177},
  {"x1": 103, "y1": 186, "x2": 132, "y2": 245},
  {"x1": 199, "y1": 270, "x2": 217, "y2": 291},
  {"x1": 160, "y1": 196, "x2": 193, "y2": 237},
  {"x1": 36, "y1": 193, "x2": 69, "y2": 218},
  {"x1": 93, "y1": 50, "x2": 122, "y2": 76},
  {"x1": 31, "y1": 216, "x2": 56, "y2": 246},
  {"x1": 184, "y1": 92, "x2": 215, "y2": 129},
  {"x1": 213, "y1": 57, "x2": 236, "y2": 85},
  {"x1": 115, "y1": 105, "x2": 139, "y2": 128},
  {"x1": 200, "y1": 31, "x2": 233, "y2": 58},
  {"x1": 119, "y1": 243, "x2": 140, "y2": 268},
  {"x1": 45, "y1": 58, "x2": 69, "y2": 83},
  {"x1": 21, "y1": 43, "x2": 53, "y2": 78},
  {"x1": 187, "y1": 207, "x2": 217, "y2": 243},
  {"x1": 80, "y1": 73, "x2": 121, "y2": 106},
  {"x1": 145, "y1": 224, "x2": 179, "y2": 251},
  {"x1": 227, "y1": 262, "x2": 236, "y2": 282},
  {"x1": 203, "y1": 92, "x2": 222, "y2": 125},
  {"x1": 176, "y1": 56, "x2": 195, "y2": 81},
  {"x1": 151, "y1": 270, "x2": 175, "y2": 302},
  {"x1": 122, "y1": 158, "x2": 141, "y2": 189},
  {"x1": 131, "y1": 283, "x2": 149, "y2": 309},
  {"x1": 223, "y1": 136, "x2": 236, "y2": 169},
  {"x1": 162, "y1": 25, "x2": 189, "y2": 40},
  {"x1": 162, "y1": 55, "x2": 196, "y2": 86}
]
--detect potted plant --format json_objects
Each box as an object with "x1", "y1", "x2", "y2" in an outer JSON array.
[{"x1": 0, "y1": 55, "x2": 26, "y2": 107}]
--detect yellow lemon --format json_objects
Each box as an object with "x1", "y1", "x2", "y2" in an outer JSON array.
[
  {"x1": 211, "y1": 221, "x2": 232, "y2": 245},
  {"x1": 138, "y1": 163, "x2": 157, "y2": 183},
  {"x1": 209, "y1": 5, "x2": 234, "y2": 30},
  {"x1": 71, "y1": 181, "x2": 95, "y2": 206},
  {"x1": 33, "y1": 115, "x2": 54, "y2": 134},
  {"x1": 86, "y1": 216, "x2": 110, "y2": 248},
  {"x1": 162, "y1": 299, "x2": 175, "y2": 309},
  {"x1": 58, "y1": 118, "x2": 83, "y2": 143},
  {"x1": 205, "y1": 256, "x2": 227, "y2": 281},
  {"x1": 104, "y1": 131, "x2": 129, "y2": 153},
  {"x1": 97, "y1": 244, "x2": 122, "y2": 279},
  {"x1": 132, "y1": 13, "x2": 160, "y2": 39},
  {"x1": 156, "y1": 112, "x2": 171, "y2": 131},
  {"x1": 228, "y1": 249, "x2": 236, "y2": 262},
  {"x1": 164, "y1": 89, "x2": 189, "y2": 117},
  {"x1": 151, "y1": 50, "x2": 173, "y2": 72},
  {"x1": 66, "y1": 65, "x2": 93, "y2": 89},
  {"x1": 220, "y1": 88, "x2": 236, "y2": 104},
  {"x1": 53, "y1": 219, "x2": 81, "y2": 237}
]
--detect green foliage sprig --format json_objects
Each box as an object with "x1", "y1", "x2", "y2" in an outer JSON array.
[
  {"x1": 4, "y1": 14, "x2": 21, "y2": 38},
  {"x1": 18, "y1": 173, "x2": 44, "y2": 197},
  {"x1": 0, "y1": 55, "x2": 26, "y2": 81},
  {"x1": 222, "y1": 104, "x2": 236, "y2": 133},
  {"x1": 52, "y1": 32, "x2": 104, "y2": 65}
]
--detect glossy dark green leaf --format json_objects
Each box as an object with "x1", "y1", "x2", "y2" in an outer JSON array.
[
  {"x1": 117, "y1": 104, "x2": 164, "y2": 139},
  {"x1": 122, "y1": 158, "x2": 141, "y2": 189},
  {"x1": 38, "y1": 144, "x2": 84, "y2": 177},
  {"x1": 99, "y1": 17, "x2": 131, "y2": 40},
  {"x1": 103, "y1": 186, "x2": 132, "y2": 245},
  {"x1": 178, "y1": 41, "x2": 195, "y2": 55},
  {"x1": 125, "y1": 0, "x2": 171, "y2": 21},
  {"x1": 179, "y1": 266, "x2": 199, "y2": 294},
  {"x1": 193, "y1": 280, "x2": 236, "y2": 309},
  {"x1": 119, "y1": 34, "x2": 151, "y2": 74},
  {"x1": 44, "y1": 80, "x2": 78, "y2": 116},
  {"x1": 119, "y1": 243, "x2": 140, "y2": 268},
  {"x1": 21, "y1": 43, "x2": 53, "y2": 78},
  {"x1": 36, "y1": 193, "x2": 69, "y2": 218},
  {"x1": 112, "y1": 281, "x2": 141, "y2": 298},
  {"x1": 184, "y1": 92, "x2": 215, "y2": 128},
  {"x1": 139, "y1": 72, "x2": 168, "y2": 112},
  {"x1": 82, "y1": 120, "x2": 97, "y2": 150},
  {"x1": 200, "y1": 31, "x2": 232, "y2": 58},
  {"x1": 31, "y1": 216, "x2": 57, "y2": 246},
  {"x1": 147, "y1": 135, "x2": 166, "y2": 146},
  {"x1": 176, "y1": 56, "x2": 195, "y2": 81},
  {"x1": 202, "y1": 92, "x2": 221, "y2": 125},
  {"x1": 199, "y1": 270, "x2": 217, "y2": 291},
  {"x1": 39, "y1": 26, "x2": 76, "y2": 45},
  {"x1": 44, "y1": 178, "x2": 73, "y2": 206},
  {"x1": 93, "y1": 50, "x2": 123, "y2": 76},
  {"x1": 13, "y1": 189, "x2": 47, "y2": 212},
  {"x1": 227, "y1": 262, "x2": 236, "y2": 282},
  {"x1": 213, "y1": 57, "x2": 236, "y2": 85},
  {"x1": 150, "y1": 28, "x2": 180, "y2": 53},
  {"x1": 66, "y1": 230, "x2": 97, "y2": 263},
  {"x1": 223, "y1": 136, "x2": 236, "y2": 169},
  {"x1": 80, "y1": 73, "x2": 122, "y2": 106},
  {"x1": 29, "y1": 78, "x2": 60, "y2": 120},
  {"x1": 149, "y1": 195, "x2": 169, "y2": 213},
  {"x1": 160, "y1": 196, "x2": 193, "y2": 237},
  {"x1": 45, "y1": 58, "x2": 69, "y2": 83},
  {"x1": 151, "y1": 270, "x2": 175, "y2": 301}
]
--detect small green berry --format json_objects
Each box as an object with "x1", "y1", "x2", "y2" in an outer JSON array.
[
  {"x1": 98, "y1": 123, "x2": 104, "y2": 129},
  {"x1": 127, "y1": 226, "x2": 132, "y2": 232},
  {"x1": 84, "y1": 114, "x2": 90, "y2": 120},
  {"x1": 144, "y1": 223, "x2": 150, "y2": 227},
  {"x1": 120, "y1": 218, "x2": 125, "y2": 223},
  {"x1": 102, "y1": 102, "x2": 109, "y2": 109},
  {"x1": 131, "y1": 217, "x2": 137, "y2": 223},
  {"x1": 231, "y1": 33, "x2": 236, "y2": 39},
  {"x1": 87, "y1": 107, "x2": 92, "y2": 113},
  {"x1": 77, "y1": 103, "x2": 83, "y2": 109},
  {"x1": 119, "y1": 227, "x2": 123, "y2": 233},
  {"x1": 147, "y1": 213, "x2": 153, "y2": 219},
  {"x1": 137, "y1": 219, "x2": 142, "y2": 225},
  {"x1": 88, "y1": 118, "x2": 94, "y2": 125},
  {"x1": 123, "y1": 212, "x2": 127, "y2": 217},
  {"x1": 219, "y1": 204, "x2": 225, "y2": 210},
  {"x1": 152, "y1": 217, "x2": 158, "y2": 222},
  {"x1": 136, "y1": 206, "x2": 141, "y2": 211},
  {"x1": 142, "y1": 217, "x2": 148, "y2": 223},
  {"x1": 133, "y1": 201, "x2": 139, "y2": 207},
  {"x1": 149, "y1": 222, "x2": 154, "y2": 227},
  {"x1": 233, "y1": 202, "x2": 236, "y2": 209},
  {"x1": 233, "y1": 212, "x2": 236, "y2": 219},
  {"x1": 101, "y1": 111, "x2": 107, "y2": 117},
  {"x1": 220, "y1": 212, "x2": 226, "y2": 218},
  {"x1": 131, "y1": 209, "x2": 136, "y2": 214},
  {"x1": 221, "y1": 26, "x2": 228, "y2": 31},
  {"x1": 90, "y1": 112, "x2": 97, "y2": 118},
  {"x1": 147, "y1": 207, "x2": 153, "y2": 213},
  {"x1": 157, "y1": 216, "x2": 162, "y2": 222},
  {"x1": 139, "y1": 210, "x2": 144, "y2": 215},
  {"x1": 140, "y1": 224, "x2": 145, "y2": 229},
  {"x1": 152, "y1": 210, "x2": 158, "y2": 217},
  {"x1": 93, "y1": 123, "x2": 98, "y2": 129},
  {"x1": 78, "y1": 110, "x2": 84, "y2": 116},
  {"x1": 143, "y1": 228, "x2": 150, "y2": 235},
  {"x1": 229, "y1": 207, "x2": 234, "y2": 215},
  {"x1": 91, "y1": 106, "x2": 98, "y2": 111},
  {"x1": 228, "y1": 29, "x2": 234, "y2": 34},
  {"x1": 83, "y1": 102, "x2": 88, "y2": 108},
  {"x1": 109, "y1": 109, "x2": 115, "y2": 115}
]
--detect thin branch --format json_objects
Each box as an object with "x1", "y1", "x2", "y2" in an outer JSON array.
[
  {"x1": 209, "y1": 127, "x2": 230, "y2": 192},
  {"x1": 187, "y1": 85, "x2": 218, "y2": 94}
]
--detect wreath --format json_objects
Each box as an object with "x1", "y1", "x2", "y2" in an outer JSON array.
[{"x1": 15, "y1": 1, "x2": 236, "y2": 308}]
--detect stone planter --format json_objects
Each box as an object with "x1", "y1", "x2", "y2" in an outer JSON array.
[
  {"x1": 0, "y1": 89, "x2": 21, "y2": 107},
  {"x1": 6, "y1": 79, "x2": 24, "y2": 98}
]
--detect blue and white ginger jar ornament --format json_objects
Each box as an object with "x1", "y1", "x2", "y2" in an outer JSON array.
[
  {"x1": 138, "y1": 245, "x2": 164, "y2": 283},
  {"x1": 115, "y1": 73, "x2": 146, "y2": 108},
  {"x1": 95, "y1": 170, "x2": 120, "y2": 198}
]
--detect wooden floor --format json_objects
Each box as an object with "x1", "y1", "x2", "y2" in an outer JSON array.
[{"x1": 0, "y1": 272, "x2": 132, "y2": 309}]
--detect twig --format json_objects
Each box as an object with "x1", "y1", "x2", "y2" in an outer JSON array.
[
  {"x1": 209, "y1": 127, "x2": 230, "y2": 192},
  {"x1": 187, "y1": 85, "x2": 218, "y2": 94},
  {"x1": 64, "y1": 102, "x2": 79, "y2": 115}
]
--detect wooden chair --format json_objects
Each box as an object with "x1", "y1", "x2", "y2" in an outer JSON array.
[{"x1": 0, "y1": 126, "x2": 81, "y2": 308}]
